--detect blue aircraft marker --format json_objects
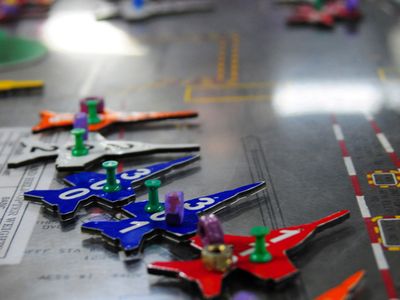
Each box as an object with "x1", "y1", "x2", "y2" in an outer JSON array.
[
  {"x1": 81, "y1": 181, "x2": 266, "y2": 256},
  {"x1": 24, "y1": 155, "x2": 199, "y2": 221}
]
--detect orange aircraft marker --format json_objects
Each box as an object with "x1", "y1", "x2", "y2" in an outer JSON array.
[
  {"x1": 315, "y1": 270, "x2": 365, "y2": 300},
  {"x1": 32, "y1": 109, "x2": 198, "y2": 133}
]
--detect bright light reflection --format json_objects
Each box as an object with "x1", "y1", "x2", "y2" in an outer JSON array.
[
  {"x1": 272, "y1": 81, "x2": 383, "y2": 116},
  {"x1": 42, "y1": 12, "x2": 147, "y2": 56}
]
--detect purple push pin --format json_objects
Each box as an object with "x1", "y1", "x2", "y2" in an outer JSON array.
[
  {"x1": 346, "y1": 0, "x2": 358, "y2": 12},
  {"x1": 165, "y1": 191, "x2": 184, "y2": 226},
  {"x1": 73, "y1": 112, "x2": 88, "y2": 140},
  {"x1": 197, "y1": 214, "x2": 224, "y2": 246},
  {"x1": 80, "y1": 96, "x2": 105, "y2": 114},
  {"x1": 232, "y1": 291, "x2": 259, "y2": 300}
]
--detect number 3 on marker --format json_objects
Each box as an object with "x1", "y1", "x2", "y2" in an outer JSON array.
[{"x1": 184, "y1": 197, "x2": 215, "y2": 211}]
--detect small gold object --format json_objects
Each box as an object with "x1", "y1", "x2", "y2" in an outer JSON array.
[{"x1": 201, "y1": 244, "x2": 233, "y2": 272}]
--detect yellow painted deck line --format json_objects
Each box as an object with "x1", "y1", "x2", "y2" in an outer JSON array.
[
  {"x1": 229, "y1": 33, "x2": 240, "y2": 84},
  {"x1": 189, "y1": 94, "x2": 271, "y2": 104},
  {"x1": 216, "y1": 36, "x2": 227, "y2": 83},
  {"x1": 377, "y1": 68, "x2": 386, "y2": 82}
]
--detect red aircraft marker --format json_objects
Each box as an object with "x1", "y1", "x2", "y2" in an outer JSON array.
[
  {"x1": 32, "y1": 109, "x2": 198, "y2": 133},
  {"x1": 0, "y1": 0, "x2": 53, "y2": 22},
  {"x1": 287, "y1": 0, "x2": 361, "y2": 28},
  {"x1": 324, "y1": 1, "x2": 362, "y2": 21},
  {"x1": 148, "y1": 210, "x2": 350, "y2": 299},
  {"x1": 287, "y1": 5, "x2": 334, "y2": 27},
  {"x1": 315, "y1": 270, "x2": 365, "y2": 300}
]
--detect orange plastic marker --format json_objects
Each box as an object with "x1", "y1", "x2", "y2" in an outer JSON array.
[
  {"x1": 32, "y1": 109, "x2": 198, "y2": 133},
  {"x1": 315, "y1": 270, "x2": 365, "y2": 300}
]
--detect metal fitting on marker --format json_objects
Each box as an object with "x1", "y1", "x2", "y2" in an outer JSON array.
[{"x1": 201, "y1": 244, "x2": 233, "y2": 272}]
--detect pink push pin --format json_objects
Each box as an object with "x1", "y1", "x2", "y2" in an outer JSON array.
[
  {"x1": 73, "y1": 112, "x2": 88, "y2": 140},
  {"x1": 80, "y1": 96, "x2": 105, "y2": 114},
  {"x1": 165, "y1": 191, "x2": 184, "y2": 226}
]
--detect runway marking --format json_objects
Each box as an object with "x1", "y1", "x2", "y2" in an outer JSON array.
[
  {"x1": 216, "y1": 36, "x2": 227, "y2": 82},
  {"x1": 183, "y1": 82, "x2": 275, "y2": 103},
  {"x1": 376, "y1": 67, "x2": 400, "y2": 83},
  {"x1": 344, "y1": 157, "x2": 356, "y2": 176},
  {"x1": 356, "y1": 196, "x2": 371, "y2": 218},
  {"x1": 79, "y1": 60, "x2": 103, "y2": 97},
  {"x1": 229, "y1": 33, "x2": 240, "y2": 84},
  {"x1": 377, "y1": 133, "x2": 395, "y2": 153},
  {"x1": 331, "y1": 115, "x2": 398, "y2": 300},
  {"x1": 184, "y1": 84, "x2": 192, "y2": 102},
  {"x1": 190, "y1": 81, "x2": 275, "y2": 89},
  {"x1": 377, "y1": 68, "x2": 387, "y2": 82},
  {"x1": 372, "y1": 243, "x2": 389, "y2": 269},
  {"x1": 373, "y1": 216, "x2": 400, "y2": 250},
  {"x1": 333, "y1": 124, "x2": 344, "y2": 140},
  {"x1": 367, "y1": 170, "x2": 400, "y2": 188},
  {"x1": 365, "y1": 114, "x2": 400, "y2": 171},
  {"x1": 186, "y1": 94, "x2": 271, "y2": 104}
]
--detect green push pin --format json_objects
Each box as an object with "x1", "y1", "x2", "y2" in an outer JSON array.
[
  {"x1": 87, "y1": 99, "x2": 101, "y2": 125},
  {"x1": 144, "y1": 179, "x2": 164, "y2": 213},
  {"x1": 71, "y1": 128, "x2": 89, "y2": 157},
  {"x1": 250, "y1": 226, "x2": 272, "y2": 263},
  {"x1": 314, "y1": 0, "x2": 323, "y2": 10},
  {"x1": 102, "y1": 161, "x2": 122, "y2": 193}
]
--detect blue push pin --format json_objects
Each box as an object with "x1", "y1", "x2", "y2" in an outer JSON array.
[{"x1": 132, "y1": 0, "x2": 144, "y2": 9}]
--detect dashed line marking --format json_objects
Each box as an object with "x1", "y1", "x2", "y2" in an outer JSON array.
[
  {"x1": 331, "y1": 114, "x2": 398, "y2": 299},
  {"x1": 216, "y1": 36, "x2": 227, "y2": 83},
  {"x1": 356, "y1": 196, "x2": 371, "y2": 218},
  {"x1": 371, "y1": 243, "x2": 389, "y2": 269},
  {"x1": 365, "y1": 114, "x2": 400, "y2": 171},
  {"x1": 344, "y1": 157, "x2": 356, "y2": 176},
  {"x1": 377, "y1": 133, "x2": 395, "y2": 153},
  {"x1": 333, "y1": 124, "x2": 344, "y2": 141},
  {"x1": 184, "y1": 85, "x2": 192, "y2": 103},
  {"x1": 229, "y1": 33, "x2": 240, "y2": 84}
]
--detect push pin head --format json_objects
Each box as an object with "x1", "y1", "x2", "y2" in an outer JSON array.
[
  {"x1": 232, "y1": 291, "x2": 258, "y2": 300},
  {"x1": 314, "y1": 0, "x2": 323, "y2": 10},
  {"x1": 102, "y1": 160, "x2": 122, "y2": 193},
  {"x1": 71, "y1": 128, "x2": 89, "y2": 157},
  {"x1": 133, "y1": 0, "x2": 144, "y2": 9},
  {"x1": 87, "y1": 99, "x2": 101, "y2": 125},
  {"x1": 73, "y1": 112, "x2": 88, "y2": 140},
  {"x1": 201, "y1": 243, "x2": 233, "y2": 273},
  {"x1": 346, "y1": 0, "x2": 357, "y2": 11},
  {"x1": 165, "y1": 191, "x2": 184, "y2": 226},
  {"x1": 144, "y1": 179, "x2": 163, "y2": 213},
  {"x1": 80, "y1": 96, "x2": 105, "y2": 114},
  {"x1": 198, "y1": 214, "x2": 224, "y2": 246},
  {"x1": 250, "y1": 226, "x2": 272, "y2": 263}
]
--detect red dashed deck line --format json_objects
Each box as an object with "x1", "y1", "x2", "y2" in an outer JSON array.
[
  {"x1": 331, "y1": 114, "x2": 399, "y2": 300},
  {"x1": 365, "y1": 114, "x2": 400, "y2": 170}
]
